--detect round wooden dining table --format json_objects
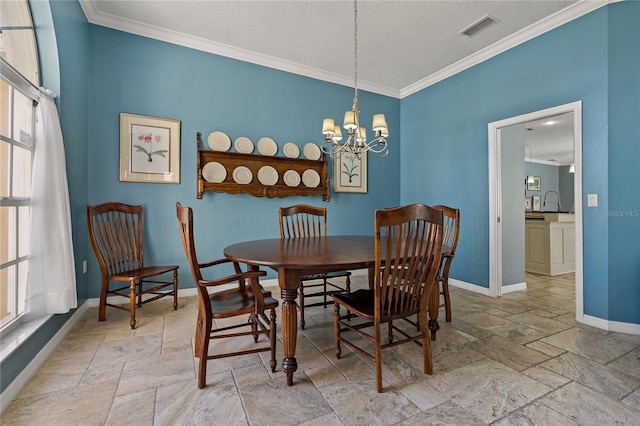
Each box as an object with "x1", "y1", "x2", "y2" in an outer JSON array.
[{"x1": 224, "y1": 235, "x2": 447, "y2": 386}]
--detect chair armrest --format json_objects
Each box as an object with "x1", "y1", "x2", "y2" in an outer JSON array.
[
  {"x1": 198, "y1": 258, "x2": 233, "y2": 269},
  {"x1": 200, "y1": 259, "x2": 253, "y2": 278},
  {"x1": 198, "y1": 270, "x2": 266, "y2": 287},
  {"x1": 197, "y1": 260, "x2": 269, "y2": 308}
]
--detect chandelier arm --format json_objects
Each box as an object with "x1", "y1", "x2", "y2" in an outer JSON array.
[{"x1": 365, "y1": 139, "x2": 388, "y2": 155}]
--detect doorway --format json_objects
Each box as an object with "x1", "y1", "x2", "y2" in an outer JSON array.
[{"x1": 488, "y1": 101, "x2": 584, "y2": 322}]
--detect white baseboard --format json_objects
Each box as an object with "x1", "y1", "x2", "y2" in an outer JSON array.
[
  {"x1": 584, "y1": 314, "x2": 640, "y2": 336},
  {"x1": 0, "y1": 302, "x2": 89, "y2": 413},
  {"x1": 87, "y1": 271, "x2": 374, "y2": 308},
  {"x1": 87, "y1": 279, "x2": 282, "y2": 308},
  {"x1": 502, "y1": 282, "x2": 527, "y2": 294},
  {"x1": 448, "y1": 278, "x2": 494, "y2": 297}
]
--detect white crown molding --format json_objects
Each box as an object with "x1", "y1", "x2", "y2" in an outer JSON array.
[
  {"x1": 80, "y1": 0, "x2": 613, "y2": 100},
  {"x1": 78, "y1": 0, "x2": 400, "y2": 98},
  {"x1": 400, "y1": 0, "x2": 612, "y2": 98}
]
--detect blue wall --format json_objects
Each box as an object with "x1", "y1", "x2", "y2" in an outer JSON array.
[
  {"x1": 86, "y1": 25, "x2": 401, "y2": 287},
  {"x1": 524, "y1": 162, "x2": 560, "y2": 202},
  {"x1": 524, "y1": 161, "x2": 574, "y2": 212},
  {"x1": 606, "y1": 2, "x2": 640, "y2": 324},
  {"x1": 401, "y1": 3, "x2": 639, "y2": 324},
  {"x1": 559, "y1": 165, "x2": 575, "y2": 212}
]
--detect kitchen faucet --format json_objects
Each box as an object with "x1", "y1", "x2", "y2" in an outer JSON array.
[{"x1": 543, "y1": 190, "x2": 563, "y2": 212}]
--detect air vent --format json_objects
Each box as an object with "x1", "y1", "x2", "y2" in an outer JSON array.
[{"x1": 460, "y1": 15, "x2": 496, "y2": 37}]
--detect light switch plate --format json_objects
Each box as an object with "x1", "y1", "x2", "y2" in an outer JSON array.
[{"x1": 588, "y1": 194, "x2": 598, "y2": 207}]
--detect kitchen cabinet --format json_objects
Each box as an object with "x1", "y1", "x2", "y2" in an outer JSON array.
[{"x1": 525, "y1": 213, "x2": 575, "y2": 276}]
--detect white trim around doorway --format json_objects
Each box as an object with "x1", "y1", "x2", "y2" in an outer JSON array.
[{"x1": 488, "y1": 101, "x2": 584, "y2": 323}]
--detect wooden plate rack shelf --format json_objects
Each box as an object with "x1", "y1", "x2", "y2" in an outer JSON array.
[{"x1": 196, "y1": 132, "x2": 330, "y2": 201}]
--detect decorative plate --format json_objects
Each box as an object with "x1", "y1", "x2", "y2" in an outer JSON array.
[
  {"x1": 207, "y1": 131, "x2": 231, "y2": 151},
  {"x1": 257, "y1": 137, "x2": 278, "y2": 156},
  {"x1": 257, "y1": 165, "x2": 278, "y2": 186},
  {"x1": 303, "y1": 143, "x2": 321, "y2": 160},
  {"x1": 234, "y1": 137, "x2": 254, "y2": 154},
  {"x1": 201, "y1": 162, "x2": 226, "y2": 183},
  {"x1": 283, "y1": 170, "x2": 301, "y2": 187},
  {"x1": 283, "y1": 142, "x2": 300, "y2": 159},
  {"x1": 301, "y1": 169, "x2": 320, "y2": 188},
  {"x1": 232, "y1": 166, "x2": 253, "y2": 184}
]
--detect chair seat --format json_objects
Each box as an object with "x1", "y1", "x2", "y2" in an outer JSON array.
[
  {"x1": 210, "y1": 287, "x2": 278, "y2": 319},
  {"x1": 110, "y1": 265, "x2": 179, "y2": 281},
  {"x1": 333, "y1": 289, "x2": 419, "y2": 320}
]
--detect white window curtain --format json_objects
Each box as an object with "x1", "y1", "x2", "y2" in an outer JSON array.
[{"x1": 24, "y1": 88, "x2": 77, "y2": 319}]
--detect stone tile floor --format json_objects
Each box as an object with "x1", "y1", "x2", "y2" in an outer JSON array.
[{"x1": 2, "y1": 273, "x2": 640, "y2": 425}]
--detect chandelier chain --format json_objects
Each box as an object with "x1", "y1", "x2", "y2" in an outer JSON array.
[{"x1": 353, "y1": 0, "x2": 358, "y2": 104}]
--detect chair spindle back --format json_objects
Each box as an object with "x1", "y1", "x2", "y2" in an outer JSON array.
[
  {"x1": 375, "y1": 204, "x2": 444, "y2": 316},
  {"x1": 279, "y1": 204, "x2": 327, "y2": 238},
  {"x1": 88, "y1": 202, "x2": 144, "y2": 277},
  {"x1": 432, "y1": 205, "x2": 460, "y2": 258}
]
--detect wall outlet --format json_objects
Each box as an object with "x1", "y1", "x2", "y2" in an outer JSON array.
[
  {"x1": 82, "y1": 260, "x2": 87, "y2": 274},
  {"x1": 588, "y1": 193, "x2": 598, "y2": 207}
]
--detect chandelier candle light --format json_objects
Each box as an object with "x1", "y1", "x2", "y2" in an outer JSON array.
[
  {"x1": 320, "y1": 0, "x2": 389, "y2": 158},
  {"x1": 526, "y1": 143, "x2": 535, "y2": 184}
]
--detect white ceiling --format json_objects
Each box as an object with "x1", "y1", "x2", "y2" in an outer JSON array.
[
  {"x1": 523, "y1": 112, "x2": 574, "y2": 166},
  {"x1": 79, "y1": 0, "x2": 599, "y2": 164},
  {"x1": 80, "y1": 0, "x2": 608, "y2": 98}
]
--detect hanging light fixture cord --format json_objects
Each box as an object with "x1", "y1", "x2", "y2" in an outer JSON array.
[
  {"x1": 353, "y1": 0, "x2": 358, "y2": 107},
  {"x1": 320, "y1": 0, "x2": 389, "y2": 158}
]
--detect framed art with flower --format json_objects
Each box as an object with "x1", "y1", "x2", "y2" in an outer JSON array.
[
  {"x1": 119, "y1": 113, "x2": 181, "y2": 183},
  {"x1": 334, "y1": 150, "x2": 367, "y2": 193}
]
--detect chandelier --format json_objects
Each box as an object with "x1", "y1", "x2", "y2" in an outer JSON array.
[{"x1": 320, "y1": 0, "x2": 389, "y2": 158}]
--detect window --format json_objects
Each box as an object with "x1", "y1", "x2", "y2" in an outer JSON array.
[{"x1": 0, "y1": 0, "x2": 40, "y2": 332}]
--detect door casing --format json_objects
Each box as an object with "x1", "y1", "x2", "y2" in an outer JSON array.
[{"x1": 488, "y1": 101, "x2": 583, "y2": 322}]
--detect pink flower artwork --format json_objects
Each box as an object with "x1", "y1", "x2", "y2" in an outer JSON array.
[{"x1": 134, "y1": 133, "x2": 168, "y2": 162}]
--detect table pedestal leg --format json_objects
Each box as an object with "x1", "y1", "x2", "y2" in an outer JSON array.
[{"x1": 279, "y1": 269, "x2": 299, "y2": 386}]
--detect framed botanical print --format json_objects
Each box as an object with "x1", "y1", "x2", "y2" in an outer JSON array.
[
  {"x1": 525, "y1": 197, "x2": 533, "y2": 211},
  {"x1": 532, "y1": 195, "x2": 542, "y2": 212},
  {"x1": 334, "y1": 150, "x2": 367, "y2": 193},
  {"x1": 527, "y1": 176, "x2": 541, "y2": 191},
  {"x1": 119, "y1": 113, "x2": 181, "y2": 183}
]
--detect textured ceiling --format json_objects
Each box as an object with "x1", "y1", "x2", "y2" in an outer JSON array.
[
  {"x1": 522, "y1": 112, "x2": 575, "y2": 166},
  {"x1": 79, "y1": 0, "x2": 604, "y2": 163},
  {"x1": 79, "y1": 0, "x2": 611, "y2": 98}
]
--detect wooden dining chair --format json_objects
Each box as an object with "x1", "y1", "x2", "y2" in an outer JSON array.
[
  {"x1": 278, "y1": 204, "x2": 351, "y2": 329},
  {"x1": 332, "y1": 203, "x2": 444, "y2": 393},
  {"x1": 430, "y1": 205, "x2": 460, "y2": 339},
  {"x1": 87, "y1": 202, "x2": 179, "y2": 329},
  {"x1": 176, "y1": 203, "x2": 278, "y2": 389}
]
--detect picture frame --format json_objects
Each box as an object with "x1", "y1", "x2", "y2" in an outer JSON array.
[
  {"x1": 525, "y1": 197, "x2": 532, "y2": 211},
  {"x1": 119, "y1": 113, "x2": 181, "y2": 183},
  {"x1": 527, "y1": 176, "x2": 541, "y2": 191},
  {"x1": 334, "y1": 150, "x2": 367, "y2": 193},
  {"x1": 532, "y1": 195, "x2": 542, "y2": 212}
]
